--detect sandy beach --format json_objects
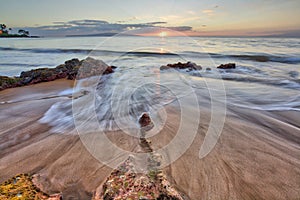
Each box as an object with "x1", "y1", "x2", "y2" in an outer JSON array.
[
  {"x1": 0, "y1": 76, "x2": 299, "y2": 199},
  {"x1": 1, "y1": 0, "x2": 300, "y2": 198}
]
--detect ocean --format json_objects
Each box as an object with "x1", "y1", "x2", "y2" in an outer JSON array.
[{"x1": 1, "y1": 36, "x2": 299, "y2": 116}]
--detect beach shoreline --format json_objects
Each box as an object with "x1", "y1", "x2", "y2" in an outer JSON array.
[{"x1": 0, "y1": 72, "x2": 299, "y2": 199}]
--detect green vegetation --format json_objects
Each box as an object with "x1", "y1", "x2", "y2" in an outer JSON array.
[
  {"x1": 0, "y1": 174, "x2": 49, "y2": 200},
  {"x1": 0, "y1": 76, "x2": 21, "y2": 90},
  {"x1": 0, "y1": 23, "x2": 31, "y2": 38}
]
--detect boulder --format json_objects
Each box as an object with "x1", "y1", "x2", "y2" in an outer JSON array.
[
  {"x1": 217, "y1": 63, "x2": 236, "y2": 69},
  {"x1": 76, "y1": 57, "x2": 114, "y2": 79}
]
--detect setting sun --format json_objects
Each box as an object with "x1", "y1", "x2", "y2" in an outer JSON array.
[{"x1": 159, "y1": 31, "x2": 167, "y2": 37}]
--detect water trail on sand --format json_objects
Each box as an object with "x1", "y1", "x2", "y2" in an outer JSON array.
[{"x1": 39, "y1": 66, "x2": 194, "y2": 134}]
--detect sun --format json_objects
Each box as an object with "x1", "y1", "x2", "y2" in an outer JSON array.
[{"x1": 159, "y1": 31, "x2": 168, "y2": 37}]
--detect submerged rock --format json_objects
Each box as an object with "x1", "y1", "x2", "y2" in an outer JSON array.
[
  {"x1": 217, "y1": 63, "x2": 236, "y2": 69},
  {"x1": 160, "y1": 61, "x2": 202, "y2": 71},
  {"x1": 0, "y1": 57, "x2": 116, "y2": 91}
]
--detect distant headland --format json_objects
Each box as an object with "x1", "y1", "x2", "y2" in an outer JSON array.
[{"x1": 0, "y1": 23, "x2": 39, "y2": 38}]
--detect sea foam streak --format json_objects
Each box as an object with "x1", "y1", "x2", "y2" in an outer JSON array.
[{"x1": 40, "y1": 66, "x2": 194, "y2": 134}]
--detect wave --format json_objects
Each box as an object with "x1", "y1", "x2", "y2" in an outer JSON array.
[
  {"x1": 185, "y1": 69, "x2": 300, "y2": 90},
  {"x1": 0, "y1": 47, "x2": 177, "y2": 57},
  {"x1": 2, "y1": 47, "x2": 300, "y2": 64},
  {"x1": 0, "y1": 47, "x2": 92, "y2": 54},
  {"x1": 182, "y1": 51, "x2": 300, "y2": 64},
  {"x1": 39, "y1": 69, "x2": 185, "y2": 133},
  {"x1": 221, "y1": 76, "x2": 300, "y2": 89},
  {"x1": 229, "y1": 102, "x2": 300, "y2": 111},
  {"x1": 0, "y1": 62, "x2": 53, "y2": 67},
  {"x1": 228, "y1": 54, "x2": 300, "y2": 64}
]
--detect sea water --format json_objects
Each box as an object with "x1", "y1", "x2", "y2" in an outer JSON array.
[{"x1": 1, "y1": 36, "x2": 299, "y2": 131}]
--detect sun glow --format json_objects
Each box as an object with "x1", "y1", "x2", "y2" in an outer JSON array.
[{"x1": 159, "y1": 31, "x2": 167, "y2": 37}]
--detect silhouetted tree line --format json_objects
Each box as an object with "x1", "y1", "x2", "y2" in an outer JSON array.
[{"x1": 0, "y1": 23, "x2": 29, "y2": 36}]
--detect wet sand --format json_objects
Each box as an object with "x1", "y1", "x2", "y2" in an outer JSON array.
[{"x1": 0, "y1": 79, "x2": 300, "y2": 199}]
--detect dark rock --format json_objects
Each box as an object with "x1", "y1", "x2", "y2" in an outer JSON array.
[
  {"x1": 217, "y1": 63, "x2": 236, "y2": 69},
  {"x1": 186, "y1": 61, "x2": 201, "y2": 70},
  {"x1": 64, "y1": 58, "x2": 80, "y2": 70},
  {"x1": 160, "y1": 61, "x2": 202, "y2": 71},
  {"x1": 22, "y1": 77, "x2": 33, "y2": 84},
  {"x1": 0, "y1": 57, "x2": 116, "y2": 91},
  {"x1": 139, "y1": 113, "x2": 152, "y2": 127},
  {"x1": 206, "y1": 67, "x2": 212, "y2": 71}
]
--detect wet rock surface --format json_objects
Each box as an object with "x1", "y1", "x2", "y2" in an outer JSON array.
[
  {"x1": 160, "y1": 61, "x2": 202, "y2": 71},
  {"x1": 217, "y1": 63, "x2": 236, "y2": 69},
  {"x1": 0, "y1": 57, "x2": 115, "y2": 91},
  {"x1": 161, "y1": 62, "x2": 237, "y2": 71},
  {"x1": 93, "y1": 114, "x2": 184, "y2": 200},
  {"x1": 139, "y1": 113, "x2": 152, "y2": 127}
]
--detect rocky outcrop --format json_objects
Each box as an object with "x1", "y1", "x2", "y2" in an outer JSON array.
[
  {"x1": 161, "y1": 62, "x2": 237, "y2": 71},
  {"x1": 94, "y1": 157, "x2": 183, "y2": 200},
  {"x1": 160, "y1": 61, "x2": 202, "y2": 71},
  {"x1": 93, "y1": 114, "x2": 183, "y2": 200},
  {"x1": 0, "y1": 174, "x2": 62, "y2": 200},
  {"x1": 0, "y1": 76, "x2": 21, "y2": 90},
  {"x1": 217, "y1": 63, "x2": 236, "y2": 69},
  {"x1": 0, "y1": 57, "x2": 115, "y2": 91}
]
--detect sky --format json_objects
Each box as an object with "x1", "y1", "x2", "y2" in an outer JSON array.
[{"x1": 1, "y1": 0, "x2": 300, "y2": 37}]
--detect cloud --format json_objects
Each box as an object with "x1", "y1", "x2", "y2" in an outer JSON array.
[
  {"x1": 187, "y1": 10, "x2": 196, "y2": 15},
  {"x1": 145, "y1": 22, "x2": 167, "y2": 25},
  {"x1": 166, "y1": 26, "x2": 193, "y2": 32},
  {"x1": 202, "y1": 9, "x2": 214, "y2": 14},
  {"x1": 19, "y1": 19, "x2": 193, "y2": 36},
  {"x1": 68, "y1": 19, "x2": 109, "y2": 25}
]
